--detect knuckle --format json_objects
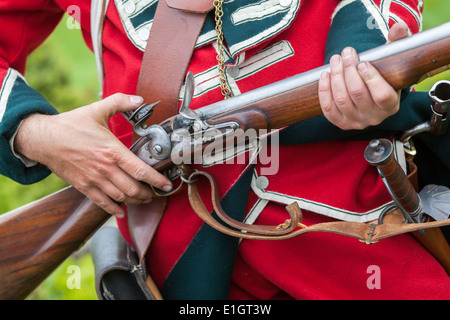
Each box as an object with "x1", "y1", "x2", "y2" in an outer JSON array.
[
  {"x1": 95, "y1": 199, "x2": 110, "y2": 211},
  {"x1": 340, "y1": 118, "x2": 366, "y2": 130},
  {"x1": 341, "y1": 121, "x2": 364, "y2": 130},
  {"x1": 368, "y1": 118, "x2": 382, "y2": 127},
  {"x1": 348, "y1": 86, "x2": 366, "y2": 100},
  {"x1": 318, "y1": 80, "x2": 329, "y2": 93},
  {"x1": 332, "y1": 118, "x2": 349, "y2": 130},
  {"x1": 95, "y1": 197, "x2": 121, "y2": 216},
  {"x1": 375, "y1": 91, "x2": 396, "y2": 106},
  {"x1": 111, "y1": 92, "x2": 126, "y2": 104},
  {"x1": 318, "y1": 85, "x2": 328, "y2": 94},
  {"x1": 353, "y1": 122, "x2": 367, "y2": 130},
  {"x1": 95, "y1": 147, "x2": 120, "y2": 163},
  {"x1": 339, "y1": 124, "x2": 353, "y2": 131},
  {"x1": 334, "y1": 94, "x2": 348, "y2": 107},
  {"x1": 321, "y1": 101, "x2": 333, "y2": 112},
  {"x1": 95, "y1": 164, "x2": 110, "y2": 176},
  {"x1": 114, "y1": 192, "x2": 127, "y2": 203},
  {"x1": 331, "y1": 68, "x2": 342, "y2": 77},
  {"x1": 125, "y1": 185, "x2": 140, "y2": 198},
  {"x1": 75, "y1": 180, "x2": 92, "y2": 195},
  {"x1": 132, "y1": 166, "x2": 147, "y2": 181}
]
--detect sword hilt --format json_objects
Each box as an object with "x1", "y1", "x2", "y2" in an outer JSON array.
[{"x1": 365, "y1": 139, "x2": 423, "y2": 223}]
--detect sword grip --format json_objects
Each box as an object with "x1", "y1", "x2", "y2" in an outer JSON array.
[
  {"x1": 365, "y1": 139, "x2": 420, "y2": 214},
  {"x1": 378, "y1": 156, "x2": 421, "y2": 213}
]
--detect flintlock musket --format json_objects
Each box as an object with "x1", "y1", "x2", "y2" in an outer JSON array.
[{"x1": 1, "y1": 22, "x2": 450, "y2": 300}]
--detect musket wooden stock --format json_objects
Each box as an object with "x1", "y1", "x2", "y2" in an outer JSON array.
[{"x1": 0, "y1": 187, "x2": 109, "y2": 300}]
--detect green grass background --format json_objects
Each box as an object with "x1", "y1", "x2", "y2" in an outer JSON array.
[{"x1": 0, "y1": 1, "x2": 449, "y2": 300}]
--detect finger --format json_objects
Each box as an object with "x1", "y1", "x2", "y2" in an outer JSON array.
[
  {"x1": 341, "y1": 47, "x2": 374, "y2": 109},
  {"x1": 87, "y1": 147, "x2": 155, "y2": 202},
  {"x1": 387, "y1": 22, "x2": 409, "y2": 43},
  {"x1": 108, "y1": 168, "x2": 155, "y2": 202},
  {"x1": 91, "y1": 93, "x2": 144, "y2": 120},
  {"x1": 101, "y1": 176, "x2": 153, "y2": 205},
  {"x1": 116, "y1": 148, "x2": 173, "y2": 192},
  {"x1": 357, "y1": 61, "x2": 399, "y2": 114},
  {"x1": 329, "y1": 54, "x2": 358, "y2": 119},
  {"x1": 319, "y1": 70, "x2": 345, "y2": 125},
  {"x1": 88, "y1": 187, "x2": 126, "y2": 218}
]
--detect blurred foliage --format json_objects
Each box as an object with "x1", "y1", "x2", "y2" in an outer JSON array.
[
  {"x1": 0, "y1": 3, "x2": 449, "y2": 300},
  {"x1": 25, "y1": 18, "x2": 98, "y2": 112}
]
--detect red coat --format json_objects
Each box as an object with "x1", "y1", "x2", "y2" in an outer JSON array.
[{"x1": 0, "y1": 0, "x2": 448, "y2": 299}]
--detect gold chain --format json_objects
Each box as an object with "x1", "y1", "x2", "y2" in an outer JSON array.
[{"x1": 213, "y1": 0, "x2": 232, "y2": 99}]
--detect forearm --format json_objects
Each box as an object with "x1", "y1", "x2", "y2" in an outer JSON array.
[{"x1": 13, "y1": 114, "x2": 52, "y2": 166}]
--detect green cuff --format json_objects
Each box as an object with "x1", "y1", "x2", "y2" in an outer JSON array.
[{"x1": 0, "y1": 70, "x2": 59, "y2": 184}]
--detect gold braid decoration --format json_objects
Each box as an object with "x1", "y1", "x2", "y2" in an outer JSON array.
[{"x1": 213, "y1": 0, "x2": 232, "y2": 99}]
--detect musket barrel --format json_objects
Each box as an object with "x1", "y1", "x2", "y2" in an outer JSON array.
[{"x1": 197, "y1": 22, "x2": 450, "y2": 130}]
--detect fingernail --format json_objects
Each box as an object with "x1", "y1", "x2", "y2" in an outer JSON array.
[
  {"x1": 357, "y1": 61, "x2": 368, "y2": 75},
  {"x1": 320, "y1": 71, "x2": 328, "y2": 80},
  {"x1": 330, "y1": 55, "x2": 340, "y2": 66},
  {"x1": 115, "y1": 212, "x2": 125, "y2": 219},
  {"x1": 162, "y1": 185, "x2": 173, "y2": 192},
  {"x1": 130, "y1": 95, "x2": 143, "y2": 105},
  {"x1": 342, "y1": 47, "x2": 353, "y2": 61}
]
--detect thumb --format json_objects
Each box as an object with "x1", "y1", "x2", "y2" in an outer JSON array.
[
  {"x1": 92, "y1": 93, "x2": 144, "y2": 120},
  {"x1": 387, "y1": 22, "x2": 409, "y2": 43}
]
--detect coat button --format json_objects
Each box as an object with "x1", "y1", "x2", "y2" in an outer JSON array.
[
  {"x1": 227, "y1": 65, "x2": 240, "y2": 78},
  {"x1": 279, "y1": 0, "x2": 292, "y2": 7},
  {"x1": 139, "y1": 27, "x2": 150, "y2": 41},
  {"x1": 255, "y1": 176, "x2": 269, "y2": 190},
  {"x1": 124, "y1": 1, "x2": 136, "y2": 14}
]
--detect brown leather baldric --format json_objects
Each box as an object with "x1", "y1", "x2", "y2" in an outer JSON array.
[
  {"x1": 127, "y1": 0, "x2": 214, "y2": 268},
  {"x1": 135, "y1": 0, "x2": 214, "y2": 127}
]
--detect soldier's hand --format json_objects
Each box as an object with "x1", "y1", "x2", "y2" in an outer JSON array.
[
  {"x1": 14, "y1": 93, "x2": 173, "y2": 218},
  {"x1": 318, "y1": 22, "x2": 409, "y2": 130}
]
